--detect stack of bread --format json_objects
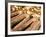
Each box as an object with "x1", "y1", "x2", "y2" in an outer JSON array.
[{"x1": 10, "y1": 5, "x2": 41, "y2": 31}]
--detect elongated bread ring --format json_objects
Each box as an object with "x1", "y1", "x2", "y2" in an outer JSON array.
[{"x1": 25, "y1": 21, "x2": 40, "y2": 31}]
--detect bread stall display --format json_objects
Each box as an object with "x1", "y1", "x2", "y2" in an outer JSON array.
[{"x1": 10, "y1": 5, "x2": 41, "y2": 31}]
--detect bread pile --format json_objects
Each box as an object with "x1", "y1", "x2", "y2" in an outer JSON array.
[{"x1": 10, "y1": 5, "x2": 41, "y2": 31}]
